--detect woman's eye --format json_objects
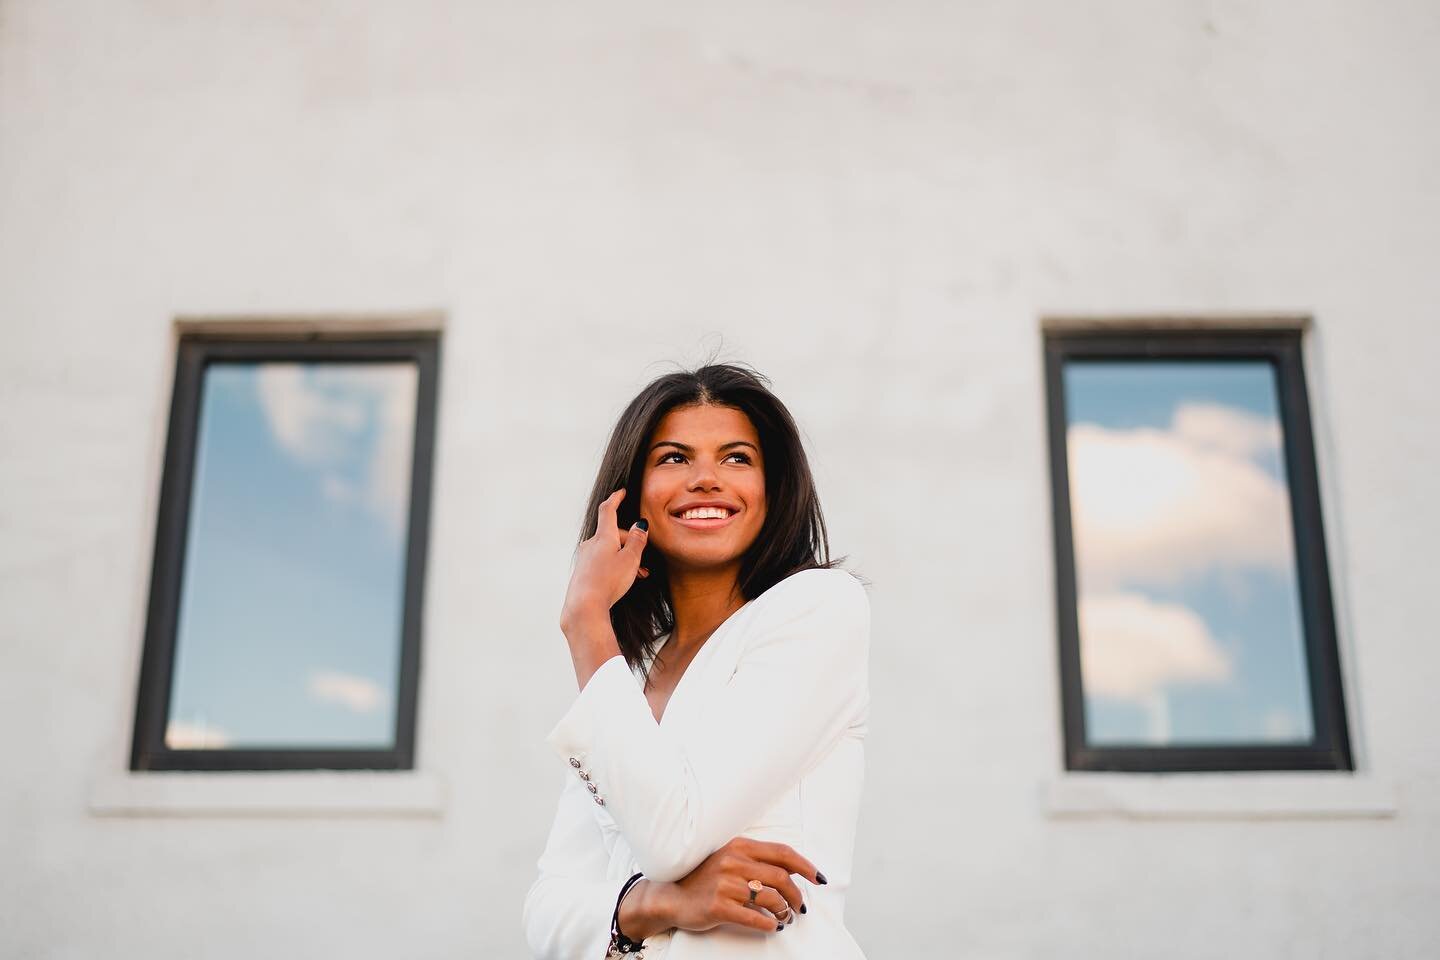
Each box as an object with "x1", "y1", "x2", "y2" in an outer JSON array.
[{"x1": 657, "y1": 452, "x2": 751, "y2": 464}]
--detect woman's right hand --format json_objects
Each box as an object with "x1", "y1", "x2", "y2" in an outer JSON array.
[
  {"x1": 619, "y1": 838, "x2": 823, "y2": 939},
  {"x1": 561, "y1": 488, "x2": 648, "y2": 626}
]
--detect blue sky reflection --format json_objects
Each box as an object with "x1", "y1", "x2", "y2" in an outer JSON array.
[
  {"x1": 1064, "y1": 360, "x2": 1314, "y2": 746},
  {"x1": 165, "y1": 361, "x2": 418, "y2": 749}
]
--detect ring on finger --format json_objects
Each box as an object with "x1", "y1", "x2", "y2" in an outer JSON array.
[{"x1": 746, "y1": 879, "x2": 763, "y2": 904}]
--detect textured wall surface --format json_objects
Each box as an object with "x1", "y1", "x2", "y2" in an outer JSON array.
[{"x1": 2, "y1": 1, "x2": 1437, "y2": 957}]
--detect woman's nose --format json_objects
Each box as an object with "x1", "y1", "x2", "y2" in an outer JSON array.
[{"x1": 687, "y1": 460, "x2": 721, "y2": 489}]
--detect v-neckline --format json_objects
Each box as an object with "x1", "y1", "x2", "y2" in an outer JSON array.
[{"x1": 645, "y1": 599, "x2": 755, "y2": 729}]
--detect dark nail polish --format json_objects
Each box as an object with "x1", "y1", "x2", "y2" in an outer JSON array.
[
  {"x1": 635, "y1": 518, "x2": 648, "y2": 532},
  {"x1": 776, "y1": 923, "x2": 785, "y2": 932},
  {"x1": 800, "y1": 904, "x2": 807, "y2": 914},
  {"x1": 816, "y1": 872, "x2": 828, "y2": 885}
]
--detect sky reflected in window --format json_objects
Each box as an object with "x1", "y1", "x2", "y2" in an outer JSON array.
[
  {"x1": 165, "y1": 361, "x2": 418, "y2": 749},
  {"x1": 1064, "y1": 360, "x2": 1314, "y2": 746}
]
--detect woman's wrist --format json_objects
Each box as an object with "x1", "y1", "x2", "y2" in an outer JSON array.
[
  {"x1": 559, "y1": 601, "x2": 610, "y2": 637},
  {"x1": 560, "y1": 605, "x2": 622, "y2": 690},
  {"x1": 617, "y1": 879, "x2": 674, "y2": 941}
]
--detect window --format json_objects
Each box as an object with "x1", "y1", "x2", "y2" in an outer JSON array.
[
  {"x1": 1043, "y1": 327, "x2": 1351, "y2": 772},
  {"x1": 130, "y1": 333, "x2": 440, "y2": 771}
]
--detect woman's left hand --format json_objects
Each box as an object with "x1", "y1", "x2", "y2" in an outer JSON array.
[{"x1": 561, "y1": 488, "x2": 649, "y2": 624}]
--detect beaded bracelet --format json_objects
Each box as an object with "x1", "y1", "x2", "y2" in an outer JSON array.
[{"x1": 606, "y1": 872, "x2": 647, "y2": 958}]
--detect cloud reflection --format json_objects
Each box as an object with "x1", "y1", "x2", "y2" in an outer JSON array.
[
  {"x1": 255, "y1": 364, "x2": 417, "y2": 538},
  {"x1": 164, "y1": 718, "x2": 232, "y2": 750},
  {"x1": 308, "y1": 670, "x2": 387, "y2": 714},
  {"x1": 1068, "y1": 397, "x2": 1299, "y2": 741},
  {"x1": 1068, "y1": 401, "x2": 1291, "y2": 591},
  {"x1": 1079, "y1": 589, "x2": 1231, "y2": 698}
]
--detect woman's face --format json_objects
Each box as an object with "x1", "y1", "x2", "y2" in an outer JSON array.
[{"x1": 639, "y1": 403, "x2": 767, "y2": 576}]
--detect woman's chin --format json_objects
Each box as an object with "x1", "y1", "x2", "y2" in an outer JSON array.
[{"x1": 658, "y1": 547, "x2": 748, "y2": 574}]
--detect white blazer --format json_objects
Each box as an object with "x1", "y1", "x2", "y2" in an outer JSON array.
[{"x1": 523, "y1": 567, "x2": 871, "y2": 959}]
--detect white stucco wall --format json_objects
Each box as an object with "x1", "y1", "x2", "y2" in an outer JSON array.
[{"x1": 2, "y1": 1, "x2": 1437, "y2": 956}]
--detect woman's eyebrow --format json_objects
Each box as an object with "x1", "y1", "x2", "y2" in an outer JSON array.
[{"x1": 650, "y1": 440, "x2": 759, "y2": 453}]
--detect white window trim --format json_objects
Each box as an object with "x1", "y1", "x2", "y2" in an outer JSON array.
[
  {"x1": 173, "y1": 310, "x2": 446, "y2": 337},
  {"x1": 1042, "y1": 772, "x2": 1396, "y2": 821},
  {"x1": 88, "y1": 770, "x2": 447, "y2": 820}
]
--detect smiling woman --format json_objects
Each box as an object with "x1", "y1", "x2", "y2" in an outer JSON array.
[{"x1": 524, "y1": 362, "x2": 872, "y2": 959}]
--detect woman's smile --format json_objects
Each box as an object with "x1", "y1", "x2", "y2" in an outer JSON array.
[{"x1": 670, "y1": 502, "x2": 742, "y2": 530}]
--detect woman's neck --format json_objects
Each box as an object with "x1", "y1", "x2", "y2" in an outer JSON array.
[{"x1": 666, "y1": 564, "x2": 747, "y2": 652}]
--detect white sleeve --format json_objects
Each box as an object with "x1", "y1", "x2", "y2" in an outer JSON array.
[
  {"x1": 544, "y1": 568, "x2": 870, "y2": 883},
  {"x1": 522, "y1": 770, "x2": 632, "y2": 960}
]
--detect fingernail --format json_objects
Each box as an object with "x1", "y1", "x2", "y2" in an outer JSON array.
[
  {"x1": 635, "y1": 518, "x2": 648, "y2": 532},
  {"x1": 816, "y1": 872, "x2": 827, "y2": 885},
  {"x1": 800, "y1": 904, "x2": 807, "y2": 914},
  {"x1": 776, "y1": 924, "x2": 785, "y2": 932}
]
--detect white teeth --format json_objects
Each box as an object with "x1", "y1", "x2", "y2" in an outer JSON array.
[{"x1": 680, "y1": 507, "x2": 732, "y2": 520}]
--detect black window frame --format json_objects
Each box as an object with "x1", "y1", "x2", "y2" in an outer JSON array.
[
  {"x1": 1043, "y1": 326, "x2": 1352, "y2": 772},
  {"x1": 130, "y1": 331, "x2": 441, "y2": 772}
]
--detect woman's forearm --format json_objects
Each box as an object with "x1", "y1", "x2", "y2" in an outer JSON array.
[
  {"x1": 559, "y1": 604, "x2": 623, "y2": 691},
  {"x1": 617, "y1": 879, "x2": 677, "y2": 941}
]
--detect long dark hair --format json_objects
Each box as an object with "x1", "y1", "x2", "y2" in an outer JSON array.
[{"x1": 578, "y1": 361, "x2": 847, "y2": 675}]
